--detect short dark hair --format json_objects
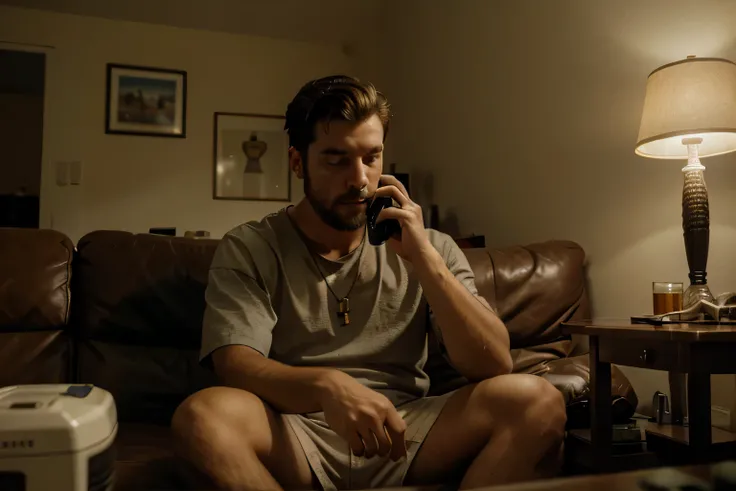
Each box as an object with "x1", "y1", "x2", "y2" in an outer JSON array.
[{"x1": 284, "y1": 75, "x2": 391, "y2": 157}]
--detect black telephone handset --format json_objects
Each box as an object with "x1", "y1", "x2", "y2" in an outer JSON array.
[{"x1": 367, "y1": 194, "x2": 402, "y2": 246}]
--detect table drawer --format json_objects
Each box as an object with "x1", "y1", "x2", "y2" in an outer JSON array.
[{"x1": 598, "y1": 337, "x2": 687, "y2": 371}]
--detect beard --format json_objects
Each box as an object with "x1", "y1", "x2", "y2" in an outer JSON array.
[{"x1": 303, "y1": 166, "x2": 368, "y2": 232}]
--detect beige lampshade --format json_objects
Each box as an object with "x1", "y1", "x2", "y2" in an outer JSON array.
[{"x1": 635, "y1": 56, "x2": 736, "y2": 159}]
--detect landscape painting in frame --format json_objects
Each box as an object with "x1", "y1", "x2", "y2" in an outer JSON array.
[
  {"x1": 106, "y1": 63, "x2": 187, "y2": 138},
  {"x1": 213, "y1": 112, "x2": 291, "y2": 202}
]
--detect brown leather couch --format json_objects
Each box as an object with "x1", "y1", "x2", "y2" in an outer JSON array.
[{"x1": 0, "y1": 227, "x2": 637, "y2": 490}]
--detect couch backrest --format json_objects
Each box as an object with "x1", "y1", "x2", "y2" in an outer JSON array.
[
  {"x1": 425, "y1": 241, "x2": 590, "y2": 393},
  {"x1": 0, "y1": 228, "x2": 73, "y2": 386},
  {"x1": 70, "y1": 230, "x2": 220, "y2": 424},
  {"x1": 1, "y1": 228, "x2": 590, "y2": 423},
  {"x1": 465, "y1": 240, "x2": 590, "y2": 349}
]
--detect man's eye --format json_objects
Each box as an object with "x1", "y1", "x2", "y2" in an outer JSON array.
[{"x1": 364, "y1": 155, "x2": 380, "y2": 165}]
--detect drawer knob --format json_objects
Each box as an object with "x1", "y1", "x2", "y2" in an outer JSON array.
[{"x1": 640, "y1": 349, "x2": 652, "y2": 363}]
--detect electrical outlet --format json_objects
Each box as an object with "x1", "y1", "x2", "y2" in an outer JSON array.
[{"x1": 712, "y1": 405, "x2": 731, "y2": 431}]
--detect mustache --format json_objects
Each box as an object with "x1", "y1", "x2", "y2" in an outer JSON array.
[{"x1": 337, "y1": 186, "x2": 370, "y2": 202}]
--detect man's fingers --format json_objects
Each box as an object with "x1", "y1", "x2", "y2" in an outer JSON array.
[
  {"x1": 372, "y1": 423, "x2": 392, "y2": 458},
  {"x1": 358, "y1": 428, "x2": 379, "y2": 459},
  {"x1": 348, "y1": 431, "x2": 365, "y2": 457},
  {"x1": 385, "y1": 410, "x2": 408, "y2": 461},
  {"x1": 376, "y1": 205, "x2": 412, "y2": 225},
  {"x1": 380, "y1": 174, "x2": 410, "y2": 199},
  {"x1": 373, "y1": 184, "x2": 411, "y2": 208}
]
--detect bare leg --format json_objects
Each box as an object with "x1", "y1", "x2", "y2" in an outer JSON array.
[
  {"x1": 405, "y1": 374, "x2": 567, "y2": 489},
  {"x1": 171, "y1": 387, "x2": 315, "y2": 491}
]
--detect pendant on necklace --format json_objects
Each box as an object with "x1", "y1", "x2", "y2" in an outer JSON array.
[{"x1": 337, "y1": 297, "x2": 350, "y2": 326}]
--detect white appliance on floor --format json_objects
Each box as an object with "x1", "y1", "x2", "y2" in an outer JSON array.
[{"x1": 0, "y1": 384, "x2": 118, "y2": 491}]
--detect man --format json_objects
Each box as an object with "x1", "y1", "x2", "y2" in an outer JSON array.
[{"x1": 172, "y1": 75, "x2": 566, "y2": 491}]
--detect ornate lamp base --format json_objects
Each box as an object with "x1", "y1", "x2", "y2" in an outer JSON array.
[{"x1": 681, "y1": 138, "x2": 715, "y2": 313}]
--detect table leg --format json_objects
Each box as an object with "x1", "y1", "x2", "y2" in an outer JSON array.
[
  {"x1": 590, "y1": 336, "x2": 612, "y2": 472},
  {"x1": 687, "y1": 370, "x2": 711, "y2": 458},
  {"x1": 669, "y1": 371, "x2": 687, "y2": 425}
]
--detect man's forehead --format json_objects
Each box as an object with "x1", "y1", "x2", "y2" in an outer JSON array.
[{"x1": 312, "y1": 117, "x2": 384, "y2": 148}]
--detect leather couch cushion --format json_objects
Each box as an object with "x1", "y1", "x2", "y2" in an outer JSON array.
[
  {"x1": 77, "y1": 340, "x2": 216, "y2": 424},
  {"x1": 71, "y1": 231, "x2": 220, "y2": 423},
  {"x1": 427, "y1": 240, "x2": 592, "y2": 395},
  {"x1": 0, "y1": 228, "x2": 73, "y2": 330},
  {"x1": 0, "y1": 228, "x2": 73, "y2": 385},
  {"x1": 114, "y1": 423, "x2": 183, "y2": 491},
  {"x1": 71, "y1": 231, "x2": 218, "y2": 348},
  {"x1": 0, "y1": 331, "x2": 70, "y2": 385},
  {"x1": 467, "y1": 240, "x2": 588, "y2": 349}
]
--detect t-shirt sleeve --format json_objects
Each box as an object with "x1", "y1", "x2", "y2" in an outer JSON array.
[
  {"x1": 428, "y1": 232, "x2": 495, "y2": 348},
  {"x1": 199, "y1": 230, "x2": 278, "y2": 366}
]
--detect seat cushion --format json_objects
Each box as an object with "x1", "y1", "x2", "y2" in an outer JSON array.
[
  {"x1": 114, "y1": 423, "x2": 182, "y2": 490},
  {"x1": 114, "y1": 423, "x2": 217, "y2": 491}
]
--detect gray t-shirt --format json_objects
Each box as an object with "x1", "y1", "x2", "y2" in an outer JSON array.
[{"x1": 200, "y1": 208, "x2": 481, "y2": 406}]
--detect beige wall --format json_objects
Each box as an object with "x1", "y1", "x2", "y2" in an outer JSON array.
[
  {"x1": 378, "y1": 0, "x2": 736, "y2": 415},
  {"x1": 0, "y1": 5, "x2": 354, "y2": 243}
]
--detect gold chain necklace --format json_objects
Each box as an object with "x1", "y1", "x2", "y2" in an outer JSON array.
[{"x1": 286, "y1": 208, "x2": 366, "y2": 326}]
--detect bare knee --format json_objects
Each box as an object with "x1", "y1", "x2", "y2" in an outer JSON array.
[
  {"x1": 172, "y1": 386, "x2": 272, "y2": 457},
  {"x1": 471, "y1": 374, "x2": 567, "y2": 442}
]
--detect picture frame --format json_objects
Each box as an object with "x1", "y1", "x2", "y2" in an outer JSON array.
[
  {"x1": 212, "y1": 112, "x2": 291, "y2": 202},
  {"x1": 105, "y1": 63, "x2": 187, "y2": 138}
]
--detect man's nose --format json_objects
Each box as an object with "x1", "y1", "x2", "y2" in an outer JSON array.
[{"x1": 346, "y1": 159, "x2": 369, "y2": 190}]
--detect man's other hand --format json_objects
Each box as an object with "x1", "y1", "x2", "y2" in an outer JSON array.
[{"x1": 317, "y1": 370, "x2": 407, "y2": 461}]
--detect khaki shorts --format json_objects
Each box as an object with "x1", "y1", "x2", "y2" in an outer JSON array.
[{"x1": 283, "y1": 392, "x2": 454, "y2": 490}]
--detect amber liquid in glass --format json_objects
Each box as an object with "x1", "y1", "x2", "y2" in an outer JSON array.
[{"x1": 653, "y1": 292, "x2": 683, "y2": 315}]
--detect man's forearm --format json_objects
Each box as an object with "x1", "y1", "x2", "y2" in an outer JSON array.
[
  {"x1": 212, "y1": 345, "x2": 337, "y2": 414},
  {"x1": 414, "y1": 248, "x2": 513, "y2": 380}
]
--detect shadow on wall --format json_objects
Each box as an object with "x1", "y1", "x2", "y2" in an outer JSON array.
[{"x1": 407, "y1": 169, "x2": 464, "y2": 238}]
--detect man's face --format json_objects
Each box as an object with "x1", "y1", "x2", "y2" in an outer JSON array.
[{"x1": 300, "y1": 114, "x2": 384, "y2": 231}]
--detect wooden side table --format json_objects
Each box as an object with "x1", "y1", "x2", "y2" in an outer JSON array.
[{"x1": 562, "y1": 319, "x2": 736, "y2": 472}]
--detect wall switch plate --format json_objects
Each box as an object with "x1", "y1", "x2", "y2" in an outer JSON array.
[
  {"x1": 69, "y1": 161, "x2": 82, "y2": 185},
  {"x1": 712, "y1": 405, "x2": 731, "y2": 431},
  {"x1": 55, "y1": 161, "x2": 69, "y2": 186}
]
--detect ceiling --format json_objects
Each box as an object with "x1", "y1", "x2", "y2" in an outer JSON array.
[{"x1": 0, "y1": 0, "x2": 388, "y2": 46}]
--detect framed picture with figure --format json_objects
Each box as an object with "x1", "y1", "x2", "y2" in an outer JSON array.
[
  {"x1": 212, "y1": 112, "x2": 291, "y2": 202},
  {"x1": 105, "y1": 63, "x2": 187, "y2": 138}
]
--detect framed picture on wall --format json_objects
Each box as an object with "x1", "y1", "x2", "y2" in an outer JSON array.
[
  {"x1": 212, "y1": 112, "x2": 291, "y2": 202},
  {"x1": 105, "y1": 63, "x2": 187, "y2": 138}
]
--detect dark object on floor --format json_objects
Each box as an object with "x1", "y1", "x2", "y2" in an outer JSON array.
[{"x1": 149, "y1": 227, "x2": 176, "y2": 236}]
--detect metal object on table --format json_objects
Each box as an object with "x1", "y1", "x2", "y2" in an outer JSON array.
[{"x1": 651, "y1": 391, "x2": 689, "y2": 426}]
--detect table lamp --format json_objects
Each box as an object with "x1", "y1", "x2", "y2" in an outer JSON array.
[{"x1": 635, "y1": 56, "x2": 736, "y2": 312}]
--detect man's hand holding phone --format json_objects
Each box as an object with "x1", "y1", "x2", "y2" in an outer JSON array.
[{"x1": 370, "y1": 174, "x2": 432, "y2": 263}]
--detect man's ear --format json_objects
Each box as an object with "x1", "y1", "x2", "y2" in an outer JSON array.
[{"x1": 288, "y1": 147, "x2": 304, "y2": 179}]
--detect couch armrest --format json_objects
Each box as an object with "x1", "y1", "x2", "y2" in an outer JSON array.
[
  {"x1": 543, "y1": 355, "x2": 638, "y2": 428},
  {"x1": 0, "y1": 228, "x2": 73, "y2": 331}
]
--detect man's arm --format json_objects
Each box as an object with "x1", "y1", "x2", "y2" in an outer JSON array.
[
  {"x1": 373, "y1": 174, "x2": 512, "y2": 382},
  {"x1": 211, "y1": 344, "x2": 338, "y2": 414},
  {"x1": 414, "y1": 244, "x2": 512, "y2": 381},
  {"x1": 201, "y1": 231, "x2": 342, "y2": 415},
  {"x1": 212, "y1": 345, "x2": 408, "y2": 461}
]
